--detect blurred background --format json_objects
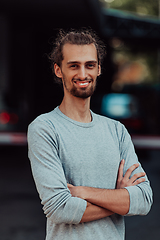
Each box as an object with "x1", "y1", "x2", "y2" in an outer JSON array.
[{"x1": 0, "y1": 0, "x2": 160, "y2": 239}]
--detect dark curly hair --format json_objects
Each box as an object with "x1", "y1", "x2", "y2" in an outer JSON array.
[{"x1": 48, "y1": 28, "x2": 106, "y2": 84}]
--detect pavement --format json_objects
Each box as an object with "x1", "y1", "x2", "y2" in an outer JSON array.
[
  {"x1": 0, "y1": 146, "x2": 159, "y2": 240},
  {"x1": 0, "y1": 146, "x2": 46, "y2": 240}
]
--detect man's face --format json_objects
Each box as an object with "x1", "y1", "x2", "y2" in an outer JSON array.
[{"x1": 54, "y1": 43, "x2": 101, "y2": 99}]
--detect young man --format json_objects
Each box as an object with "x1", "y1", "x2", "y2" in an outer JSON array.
[{"x1": 27, "y1": 29, "x2": 153, "y2": 240}]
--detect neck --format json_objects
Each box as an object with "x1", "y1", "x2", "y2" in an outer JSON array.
[{"x1": 59, "y1": 95, "x2": 92, "y2": 123}]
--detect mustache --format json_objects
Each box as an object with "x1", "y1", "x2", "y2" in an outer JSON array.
[{"x1": 72, "y1": 77, "x2": 93, "y2": 81}]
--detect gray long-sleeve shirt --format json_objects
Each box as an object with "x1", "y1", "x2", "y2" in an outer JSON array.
[{"x1": 27, "y1": 106, "x2": 153, "y2": 240}]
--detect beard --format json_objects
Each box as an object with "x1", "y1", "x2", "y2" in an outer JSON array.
[{"x1": 63, "y1": 76, "x2": 97, "y2": 99}]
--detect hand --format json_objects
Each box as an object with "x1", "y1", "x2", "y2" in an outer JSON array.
[
  {"x1": 116, "y1": 159, "x2": 146, "y2": 189},
  {"x1": 67, "y1": 183, "x2": 85, "y2": 199}
]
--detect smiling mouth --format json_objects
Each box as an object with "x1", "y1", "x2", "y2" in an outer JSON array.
[{"x1": 73, "y1": 80, "x2": 92, "y2": 88}]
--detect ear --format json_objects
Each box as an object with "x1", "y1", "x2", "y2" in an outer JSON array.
[
  {"x1": 98, "y1": 65, "x2": 101, "y2": 76},
  {"x1": 54, "y1": 64, "x2": 62, "y2": 78}
]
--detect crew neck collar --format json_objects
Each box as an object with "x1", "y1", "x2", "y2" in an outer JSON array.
[{"x1": 55, "y1": 106, "x2": 95, "y2": 128}]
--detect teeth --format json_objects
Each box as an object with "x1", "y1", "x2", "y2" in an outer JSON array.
[{"x1": 79, "y1": 82, "x2": 88, "y2": 86}]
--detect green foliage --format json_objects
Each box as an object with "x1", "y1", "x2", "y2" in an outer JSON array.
[{"x1": 103, "y1": 0, "x2": 159, "y2": 17}]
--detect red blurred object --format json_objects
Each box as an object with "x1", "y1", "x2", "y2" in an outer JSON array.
[
  {"x1": 0, "y1": 111, "x2": 19, "y2": 125},
  {"x1": 0, "y1": 112, "x2": 10, "y2": 124}
]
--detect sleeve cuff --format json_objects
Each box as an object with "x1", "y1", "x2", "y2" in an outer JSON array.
[
  {"x1": 66, "y1": 197, "x2": 87, "y2": 224},
  {"x1": 124, "y1": 186, "x2": 140, "y2": 216}
]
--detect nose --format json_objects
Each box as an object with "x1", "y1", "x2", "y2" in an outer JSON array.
[{"x1": 78, "y1": 66, "x2": 87, "y2": 80}]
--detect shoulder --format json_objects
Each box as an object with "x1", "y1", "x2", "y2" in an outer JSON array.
[
  {"x1": 28, "y1": 108, "x2": 59, "y2": 134},
  {"x1": 27, "y1": 108, "x2": 61, "y2": 147},
  {"x1": 92, "y1": 111, "x2": 128, "y2": 139},
  {"x1": 92, "y1": 111, "x2": 124, "y2": 129}
]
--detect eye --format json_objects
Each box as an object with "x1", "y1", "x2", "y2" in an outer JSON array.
[
  {"x1": 86, "y1": 63, "x2": 96, "y2": 69},
  {"x1": 70, "y1": 64, "x2": 79, "y2": 69}
]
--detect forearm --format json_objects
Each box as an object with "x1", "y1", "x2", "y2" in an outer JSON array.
[
  {"x1": 80, "y1": 201, "x2": 114, "y2": 223},
  {"x1": 77, "y1": 187, "x2": 130, "y2": 216},
  {"x1": 67, "y1": 160, "x2": 148, "y2": 218}
]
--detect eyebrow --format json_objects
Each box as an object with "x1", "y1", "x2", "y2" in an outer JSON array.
[{"x1": 67, "y1": 60, "x2": 98, "y2": 65}]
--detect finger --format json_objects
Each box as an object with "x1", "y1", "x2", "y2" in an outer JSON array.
[
  {"x1": 117, "y1": 159, "x2": 125, "y2": 181},
  {"x1": 132, "y1": 177, "x2": 146, "y2": 186},
  {"x1": 67, "y1": 183, "x2": 74, "y2": 188},
  {"x1": 129, "y1": 172, "x2": 146, "y2": 184},
  {"x1": 124, "y1": 163, "x2": 139, "y2": 180}
]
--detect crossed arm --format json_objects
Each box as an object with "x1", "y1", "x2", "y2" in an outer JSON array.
[{"x1": 68, "y1": 159, "x2": 146, "y2": 223}]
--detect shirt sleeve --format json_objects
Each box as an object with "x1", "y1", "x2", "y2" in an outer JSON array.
[
  {"x1": 27, "y1": 118, "x2": 87, "y2": 224},
  {"x1": 117, "y1": 122, "x2": 153, "y2": 216}
]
